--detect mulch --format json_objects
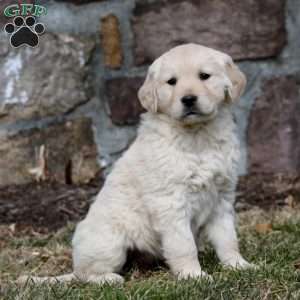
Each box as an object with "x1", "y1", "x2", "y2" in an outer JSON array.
[
  {"x1": 0, "y1": 175, "x2": 103, "y2": 234},
  {"x1": 237, "y1": 173, "x2": 300, "y2": 209},
  {"x1": 0, "y1": 173, "x2": 299, "y2": 234}
]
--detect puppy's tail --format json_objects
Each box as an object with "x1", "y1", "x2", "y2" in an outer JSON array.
[{"x1": 17, "y1": 273, "x2": 76, "y2": 285}]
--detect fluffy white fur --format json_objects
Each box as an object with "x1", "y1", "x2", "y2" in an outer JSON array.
[{"x1": 19, "y1": 44, "x2": 252, "y2": 285}]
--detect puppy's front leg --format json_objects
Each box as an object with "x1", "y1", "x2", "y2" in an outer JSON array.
[
  {"x1": 160, "y1": 219, "x2": 210, "y2": 280},
  {"x1": 205, "y1": 200, "x2": 251, "y2": 269}
]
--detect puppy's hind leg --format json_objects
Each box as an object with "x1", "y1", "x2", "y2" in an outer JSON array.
[
  {"x1": 72, "y1": 221, "x2": 128, "y2": 285},
  {"x1": 18, "y1": 221, "x2": 129, "y2": 286}
]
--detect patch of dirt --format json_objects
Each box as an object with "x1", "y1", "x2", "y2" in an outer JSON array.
[
  {"x1": 0, "y1": 174, "x2": 103, "y2": 233},
  {"x1": 237, "y1": 173, "x2": 300, "y2": 210},
  {"x1": 0, "y1": 173, "x2": 299, "y2": 233}
]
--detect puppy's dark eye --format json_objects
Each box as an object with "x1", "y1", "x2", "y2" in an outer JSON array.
[
  {"x1": 199, "y1": 73, "x2": 211, "y2": 81},
  {"x1": 167, "y1": 77, "x2": 177, "y2": 85}
]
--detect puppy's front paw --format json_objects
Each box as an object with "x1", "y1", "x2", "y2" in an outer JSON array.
[
  {"x1": 235, "y1": 261, "x2": 257, "y2": 270},
  {"x1": 177, "y1": 270, "x2": 212, "y2": 281},
  {"x1": 223, "y1": 257, "x2": 256, "y2": 270}
]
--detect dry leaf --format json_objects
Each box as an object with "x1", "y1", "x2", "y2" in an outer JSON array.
[
  {"x1": 284, "y1": 195, "x2": 295, "y2": 208},
  {"x1": 41, "y1": 254, "x2": 50, "y2": 262},
  {"x1": 255, "y1": 223, "x2": 273, "y2": 234},
  {"x1": 294, "y1": 260, "x2": 300, "y2": 270},
  {"x1": 9, "y1": 223, "x2": 16, "y2": 233},
  {"x1": 28, "y1": 145, "x2": 47, "y2": 182}
]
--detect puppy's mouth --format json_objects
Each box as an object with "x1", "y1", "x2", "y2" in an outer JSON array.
[
  {"x1": 184, "y1": 111, "x2": 199, "y2": 117},
  {"x1": 181, "y1": 108, "x2": 216, "y2": 125},
  {"x1": 182, "y1": 110, "x2": 214, "y2": 118}
]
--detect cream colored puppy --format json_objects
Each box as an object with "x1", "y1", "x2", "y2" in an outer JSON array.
[{"x1": 20, "y1": 43, "x2": 252, "y2": 285}]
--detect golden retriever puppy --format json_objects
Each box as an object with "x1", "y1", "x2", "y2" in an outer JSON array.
[{"x1": 20, "y1": 43, "x2": 252, "y2": 285}]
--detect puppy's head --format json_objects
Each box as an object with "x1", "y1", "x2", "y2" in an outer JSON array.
[{"x1": 138, "y1": 43, "x2": 246, "y2": 126}]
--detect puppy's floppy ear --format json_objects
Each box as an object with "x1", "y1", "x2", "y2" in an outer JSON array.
[
  {"x1": 224, "y1": 58, "x2": 247, "y2": 102},
  {"x1": 138, "y1": 59, "x2": 161, "y2": 113}
]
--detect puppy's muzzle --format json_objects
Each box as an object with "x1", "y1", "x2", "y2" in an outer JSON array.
[
  {"x1": 181, "y1": 94, "x2": 213, "y2": 118},
  {"x1": 181, "y1": 95, "x2": 197, "y2": 108}
]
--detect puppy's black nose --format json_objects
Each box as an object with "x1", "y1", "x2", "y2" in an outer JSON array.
[{"x1": 181, "y1": 95, "x2": 197, "y2": 107}]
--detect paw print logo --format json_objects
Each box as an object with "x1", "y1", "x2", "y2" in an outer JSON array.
[{"x1": 4, "y1": 16, "x2": 45, "y2": 48}]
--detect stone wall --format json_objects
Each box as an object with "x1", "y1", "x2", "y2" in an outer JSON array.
[{"x1": 0, "y1": 0, "x2": 299, "y2": 187}]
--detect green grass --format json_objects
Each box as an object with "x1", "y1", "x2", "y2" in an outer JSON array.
[{"x1": 1, "y1": 208, "x2": 300, "y2": 300}]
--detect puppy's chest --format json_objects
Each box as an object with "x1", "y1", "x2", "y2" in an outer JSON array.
[
  {"x1": 180, "y1": 148, "x2": 234, "y2": 224},
  {"x1": 174, "y1": 147, "x2": 234, "y2": 193}
]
